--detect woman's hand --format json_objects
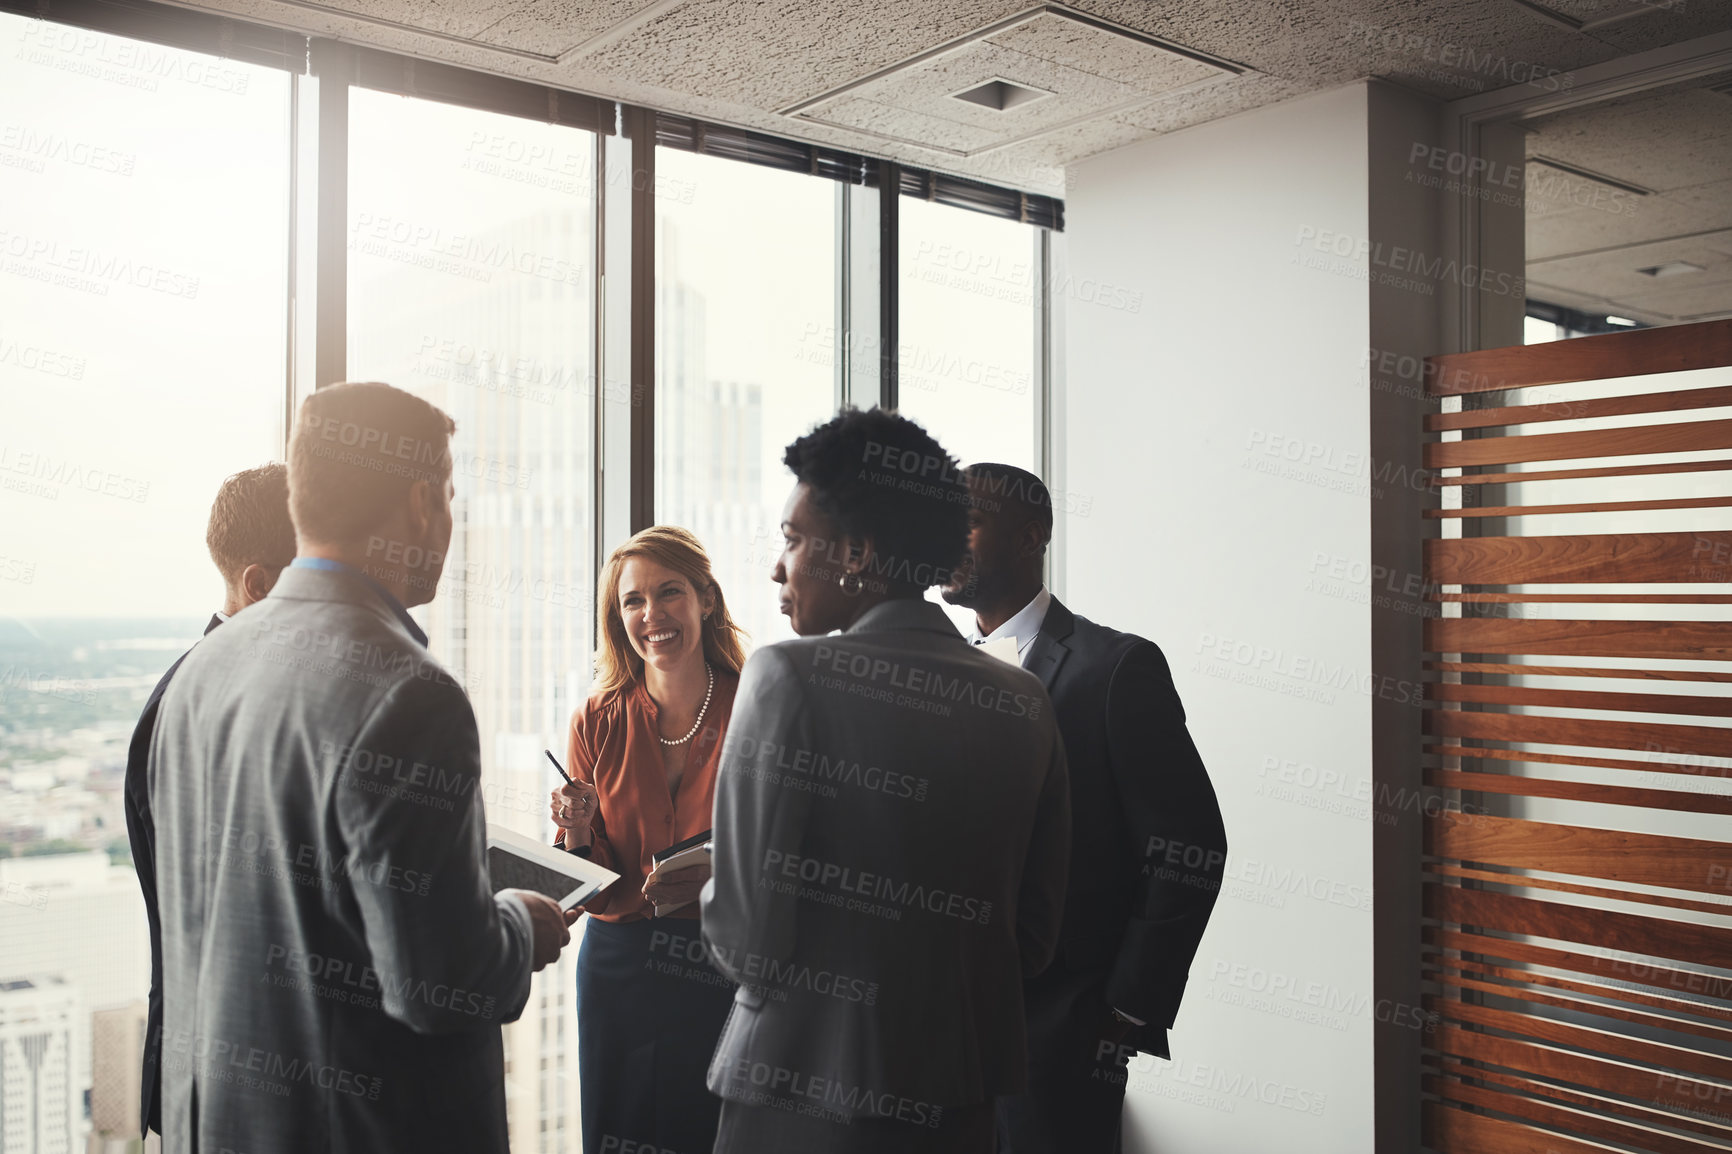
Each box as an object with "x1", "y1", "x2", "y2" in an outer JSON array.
[
  {"x1": 550, "y1": 781, "x2": 600, "y2": 850},
  {"x1": 642, "y1": 863, "x2": 711, "y2": 909}
]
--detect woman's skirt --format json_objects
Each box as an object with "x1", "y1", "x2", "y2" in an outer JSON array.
[{"x1": 575, "y1": 915, "x2": 735, "y2": 1154}]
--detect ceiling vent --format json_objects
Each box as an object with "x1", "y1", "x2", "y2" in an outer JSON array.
[
  {"x1": 951, "y1": 78, "x2": 1051, "y2": 112},
  {"x1": 1529, "y1": 156, "x2": 1653, "y2": 197},
  {"x1": 1637, "y1": 261, "x2": 1705, "y2": 277}
]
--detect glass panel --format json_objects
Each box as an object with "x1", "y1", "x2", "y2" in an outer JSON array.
[
  {"x1": 654, "y1": 148, "x2": 838, "y2": 650},
  {"x1": 346, "y1": 87, "x2": 596, "y2": 1154},
  {"x1": 897, "y1": 198, "x2": 1038, "y2": 471},
  {"x1": 0, "y1": 13, "x2": 290, "y2": 1150}
]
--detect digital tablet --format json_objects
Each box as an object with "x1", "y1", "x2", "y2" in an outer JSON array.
[{"x1": 486, "y1": 824, "x2": 620, "y2": 911}]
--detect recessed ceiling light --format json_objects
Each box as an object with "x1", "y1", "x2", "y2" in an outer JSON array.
[
  {"x1": 951, "y1": 78, "x2": 1050, "y2": 112},
  {"x1": 1606, "y1": 316, "x2": 1637, "y2": 326},
  {"x1": 1637, "y1": 261, "x2": 1705, "y2": 278}
]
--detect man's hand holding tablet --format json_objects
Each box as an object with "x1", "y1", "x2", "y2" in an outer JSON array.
[{"x1": 487, "y1": 824, "x2": 621, "y2": 952}]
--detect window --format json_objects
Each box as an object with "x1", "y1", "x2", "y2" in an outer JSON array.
[
  {"x1": 897, "y1": 198, "x2": 1040, "y2": 471},
  {"x1": 654, "y1": 147, "x2": 839, "y2": 649},
  {"x1": 346, "y1": 86, "x2": 597, "y2": 1151},
  {"x1": 0, "y1": 13, "x2": 291, "y2": 1150}
]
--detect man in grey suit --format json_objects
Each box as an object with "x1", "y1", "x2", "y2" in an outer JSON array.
[
  {"x1": 701, "y1": 407, "x2": 1071, "y2": 1154},
  {"x1": 149, "y1": 381, "x2": 577, "y2": 1154}
]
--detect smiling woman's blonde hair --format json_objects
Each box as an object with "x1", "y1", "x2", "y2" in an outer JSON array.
[{"x1": 593, "y1": 525, "x2": 747, "y2": 695}]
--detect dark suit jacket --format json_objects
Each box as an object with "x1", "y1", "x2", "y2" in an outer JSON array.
[
  {"x1": 1023, "y1": 596, "x2": 1226, "y2": 1057},
  {"x1": 124, "y1": 612, "x2": 221, "y2": 1135},
  {"x1": 149, "y1": 565, "x2": 535, "y2": 1154},
  {"x1": 700, "y1": 598, "x2": 1072, "y2": 1113}
]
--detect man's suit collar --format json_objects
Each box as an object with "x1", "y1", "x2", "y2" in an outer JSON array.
[
  {"x1": 1024, "y1": 595, "x2": 1076, "y2": 692},
  {"x1": 845, "y1": 597, "x2": 963, "y2": 640},
  {"x1": 267, "y1": 564, "x2": 429, "y2": 648},
  {"x1": 204, "y1": 614, "x2": 223, "y2": 636}
]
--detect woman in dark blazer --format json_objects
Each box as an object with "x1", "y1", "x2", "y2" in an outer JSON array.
[
  {"x1": 550, "y1": 525, "x2": 747, "y2": 1154},
  {"x1": 698, "y1": 408, "x2": 1073, "y2": 1154}
]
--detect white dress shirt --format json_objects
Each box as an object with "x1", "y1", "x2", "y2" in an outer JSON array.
[{"x1": 967, "y1": 586, "x2": 1052, "y2": 666}]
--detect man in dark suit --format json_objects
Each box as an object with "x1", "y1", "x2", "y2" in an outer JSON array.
[
  {"x1": 123, "y1": 463, "x2": 297, "y2": 1137},
  {"x1": 149, "y1": 382, "x2": 577, "y2": 1154},
  {"x1": 944, "y1": 462, "x2": 1228, "y2": 1154}
]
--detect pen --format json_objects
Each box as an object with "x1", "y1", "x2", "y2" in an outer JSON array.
[{"x1": 545, "y1": 749, "x2": 574, "y2": 786}]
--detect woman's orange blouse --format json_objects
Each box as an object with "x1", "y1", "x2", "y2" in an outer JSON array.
[{"x1": 565, "y1": 671, "x2": 739, "y2": 923}]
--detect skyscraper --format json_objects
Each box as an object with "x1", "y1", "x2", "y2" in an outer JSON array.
[{"x1": 0, "y1": 976, "x2": 82, "y2": 1154}]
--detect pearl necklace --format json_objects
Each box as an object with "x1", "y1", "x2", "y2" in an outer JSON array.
[{"x1": 658, "y1": 663, "x2": 715, "y2": 746}]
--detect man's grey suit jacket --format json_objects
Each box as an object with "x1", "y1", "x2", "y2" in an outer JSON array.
[
  {"x1": 149, "y1": 565, "x2": 535, "y2": 1154},
  {"x1": 700, "y1": 598, "x2": 1071, "y2": 1119}
]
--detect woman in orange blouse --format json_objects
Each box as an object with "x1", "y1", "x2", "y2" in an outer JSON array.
[{"x1": 550, "y1": 525, "x2": 746, "y2": 1154}]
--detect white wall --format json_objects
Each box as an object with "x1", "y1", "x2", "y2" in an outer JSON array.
[{"x1": 1063, "y1": 83, "x2": 1378, "y2": 1152}]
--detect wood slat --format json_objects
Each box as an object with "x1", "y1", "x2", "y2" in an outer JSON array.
[
  {"x1": 1430, "y1": 997, "x2": 1732, "y2": 1085},
  {"x1": 1427, "y1": 946, "x2": 1732, "y2": 1026},
  {"x1": 1424, "y1": 418, "x2": 1732, "y2": 469},
  {"x1": 1425, "y1": 531, "x2": 1732, "y2": 585},
  {"x1": 1425, "y1": 706, "x2": 1732, "y2": 759},
  {"x1": 1433, "y1": 458, "x2": 1732, "y2": 487},
  {"x1": 1423, "y1": 741, "x2": 1732, "y2": 779},
  {"x1": 1425, "y1": 617, "x2": 1732, "y2": 660},
  {"x1": 1433, "y1": 594, "x2": 1732, "y2": 604},
  {"x1": 1425, "y1": 662, "x2": 1732, "y2": 685},
  {"x1": 1429, "y1": 1023, "x2": 1732, "y2": 1121},
  {"x1": 1425, "y1": 1071, "x2": 1730, "y2": 1154},
  {"x1": 1428, "y1": 383, "x2": 1732, "y2": 432},
  {"x1": 1425, "y1": 885, "x2": 1732, "y2": 969},
  {"x1": 1424, "y1": 768, "x2": 1732, "y2": 816},
  {"x1": 1425, "y1": 1098, "x2": 1635, "y2": 1154},
  {"x1": 1433, "y1": 957, "x2": 1732, "y2": 1042},
  {"x1": 1430, "y1": 1055, "x2": 1732, "y2": 1146},
  {"x1": 1424, "y1": 927, "x2": 1732, "y2": 1017},
  {"x1": 1426, "y1": 813, "x2": 1732, "y2": 895},
  {"x1": 1427, "y1": 681, "x2": 1732, "y2": 718},
  {"x1": 1425, "y1": 861, "x2": 1732, "y2": 917},
  {"x1": 1424, "y1": 318, "x2": 1732, "y2": 396},
  {"x1": 1428, "y1": 495, "x2": 1732, "y2": 518}
]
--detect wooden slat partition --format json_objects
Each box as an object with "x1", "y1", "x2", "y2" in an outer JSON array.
[
  {"x1": 1425, "y1": 317, "x2": 1732, "y2": 395},
  {"x1": 1426, "y1": 812, "x2": 1732, "y2": 894},
  {"x1": 1424, "y1": 417, "x2": 1732, "y2": 469},
  {"x1": 1426, "y1": 532, "x2": 1732, "y2": 584},
  {"x1": 1419, "y1": 319, "x2": 1732, "y2": 1154},
  {"x1": 1424, "y1": 617, "x2": 1732, "y2": 660}
]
